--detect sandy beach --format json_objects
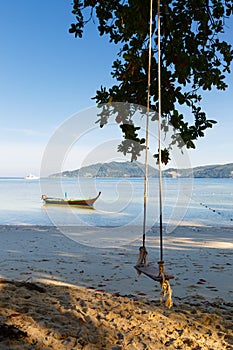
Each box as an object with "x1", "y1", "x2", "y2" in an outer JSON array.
[{"x1": 0, "y1": 224, "x2": 232, "y2": 349}]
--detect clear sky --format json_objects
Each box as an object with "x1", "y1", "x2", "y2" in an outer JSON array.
[{"x1": 0, "y1": 1, "x2": 232, "y2": 176}]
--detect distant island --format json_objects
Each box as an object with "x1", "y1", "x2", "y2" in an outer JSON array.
[{"x1": 50, "y1": 161, "x2": 233, "y2": 179}]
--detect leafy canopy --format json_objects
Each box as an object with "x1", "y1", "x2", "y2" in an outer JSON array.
[{"x1": 69, "y1": 0, "x2": 233, "y2": 163}]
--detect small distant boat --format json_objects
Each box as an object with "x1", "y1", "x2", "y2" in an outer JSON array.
[
  {"x1": 41, "y1": 191, "x2": 101, "y2": 208},
  {"x1": 25, "y1": 174, "x2": 40, "y2": 180}
]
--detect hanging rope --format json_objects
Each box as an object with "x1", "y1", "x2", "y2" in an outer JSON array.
[
  {"x1": 136, "y1": 0, "x2": 173, "y2": 309},
  {"x1": 157, "y1": 0, "x2": 163, "y2": 263},
  {"x1": 137, "y1": 0, "x2": 154, "y2": 268},
  {"x1": 157, "y1": 0, "x2": 173, "y2": 308},
  {"x1": 143, "y1": 0, "x2": 153, "y2": 247},
  {"x1": 158, "y1": 261, "x2": 173, "y2": 308}
]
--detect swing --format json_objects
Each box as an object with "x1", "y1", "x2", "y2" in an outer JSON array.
[{"x1": 134, "y1": 0, "x2": 174, "y2": 307}]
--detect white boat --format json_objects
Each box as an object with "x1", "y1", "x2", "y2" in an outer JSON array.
[{"x1": 25, "y1": 174, "x2": 40, "y2": 180}]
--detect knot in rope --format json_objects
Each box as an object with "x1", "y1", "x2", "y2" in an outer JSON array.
[
  {"x1": 158, "y1": 261, "x2": 173, "y2": 308},
  {"x1": 136, "y1": 247, "x2": 148, "y2": 270}
]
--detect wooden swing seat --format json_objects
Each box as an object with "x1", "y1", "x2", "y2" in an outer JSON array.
[{"x1": 134, "y1": 264, "x2": 174, "y2": 282}]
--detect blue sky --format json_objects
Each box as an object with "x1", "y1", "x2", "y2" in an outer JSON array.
[{"x1": 0, "y1": 1, "x2": 232, "y2": 176}]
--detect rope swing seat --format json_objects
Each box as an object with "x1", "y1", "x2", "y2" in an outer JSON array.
[
  {"x1": 135, "y1": 255, "x2": 174, "y2": 283},
  {"x1": 134, "y1": 0, "x2": 174, "y2": 308}
]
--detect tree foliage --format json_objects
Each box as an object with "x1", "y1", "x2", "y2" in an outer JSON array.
[{"x1": 69, "y1": 0, "x2": 233, "y2": 163}]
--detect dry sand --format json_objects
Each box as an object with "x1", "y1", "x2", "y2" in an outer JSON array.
[{"x1": 0, "y1": 224, "x2": 232, "y2": 349}]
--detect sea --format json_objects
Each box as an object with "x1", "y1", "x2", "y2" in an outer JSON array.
[{"x1": 0, "y1": 177, "x2": 232, "y2": 230}]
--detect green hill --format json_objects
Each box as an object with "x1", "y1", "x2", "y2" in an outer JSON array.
[
  {"x1": 50, "y1": 162, "x2": 233, "y2": 178},
  {"x1": 192, "y1": 163, "x2": 233, "y2": 178},
  {"x1": 163, "y1": 163, "x2": 233, "y2": 178},
  {"x1": 50, "y1": 161, "x2": 158, "y2": 178}
]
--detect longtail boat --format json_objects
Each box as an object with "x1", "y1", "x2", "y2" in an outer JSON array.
[{"x1": 41, "y1": 191, "x2": 101, "y2": 208}]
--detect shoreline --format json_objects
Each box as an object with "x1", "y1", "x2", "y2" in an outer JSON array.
[{"x1": 0, "y1": 224, "x2": 232, "y2": 302}]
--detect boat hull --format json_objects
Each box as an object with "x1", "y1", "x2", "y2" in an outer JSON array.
[{"x1": 41, "y1": 192, "x2": 101, "y2": 208}]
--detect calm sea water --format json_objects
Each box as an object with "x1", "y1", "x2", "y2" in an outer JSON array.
[{"x1": 0, "y1": 177, "x2": 232, "y2": 229}]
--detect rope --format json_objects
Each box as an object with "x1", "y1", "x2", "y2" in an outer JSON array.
[
  {"x1": 136, "y1": 0, "x2": 173, "y2": 309},
  {"x1": 160, "y1": 275, "x2": 173, "y2": 308},
  {"x1": 156, "y1": 0, "x2": 173, "y2": 308},
  {"x1": 142, "y1": 0, "x2": 153, "y2": 249},
  {"x1": 184, "y1": 191, "x2": 233, "y2": 223},
  {"x1": 136, "y1": 246, "x2": 148, "y2": 268},
  {"x1": 158, "y1": 261, "x2": 173, "y2": 308},
  {"x1": 198, "y1": 201, "x2": 233, "y2": 222},
  {"x1": 157, "y1": 0, "x2": 163, "y2": 263},
  {"x1": 137, "y1": 0, "x2": 153, "y2": 267}
]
